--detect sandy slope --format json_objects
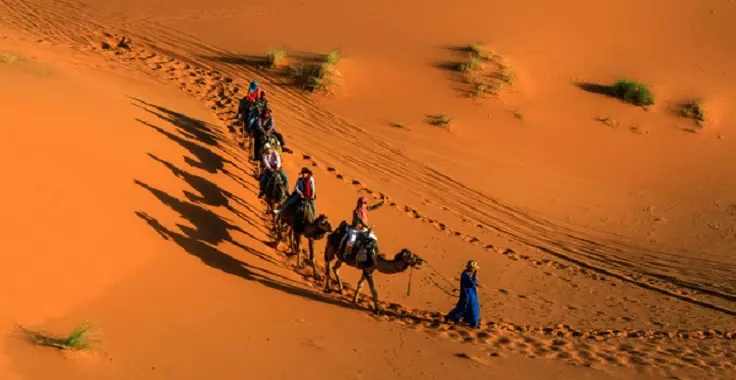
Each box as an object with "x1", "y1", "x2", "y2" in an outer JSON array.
[
  {"x1": 0, "y1": 0, "x2": 735, "y2": 379},
  {"x1": 65, "y1": 0, "x2": 736, "y2": 309},
  {"x1": 0, "y1": 36, "x2": 652, "y2": 380}
]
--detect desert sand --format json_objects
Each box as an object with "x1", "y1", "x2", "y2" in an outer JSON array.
[{"x1": 0, "y1": 0, "x2": 734, "y2": 379}]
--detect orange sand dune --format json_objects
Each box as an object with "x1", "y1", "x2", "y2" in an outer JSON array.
[
  {"x1": 1, "y1": 0, "x2": 735, "y2": 379},
  {"x1": 0, "y1": 36, "x2": 651, "y2": 380}
]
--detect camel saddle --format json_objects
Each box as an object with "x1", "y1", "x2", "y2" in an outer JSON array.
[{"x1": 336, "y1": 223, "x2": 378, "y2": 268}]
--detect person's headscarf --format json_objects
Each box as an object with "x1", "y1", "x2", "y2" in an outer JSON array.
[
  {"x1": 249, "y1": 80, "x2": 259, "y2": 94},
  {"x1": 261, "y1": 107, "x2": 272, "y2": 119},
  {"x1": 466, "y1": 260, "x2": 480, "y2": 271},
  {"x1": 356, "y1": 197, "x2": 369, "y2": 226}
]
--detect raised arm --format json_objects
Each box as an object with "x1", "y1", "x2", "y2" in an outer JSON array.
[{"x1": 367, "y1": 199, "x2": 385, "y2": 211}]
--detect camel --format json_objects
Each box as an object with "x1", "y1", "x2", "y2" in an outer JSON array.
[
  {"x1": 276, "y1": 204, "x2": 332, "y2": 275},
  {"x1": 323, "y1": 222, "x2": 423, "y2": 312},
  {"x1": 262, "y1": 171, "x2": 288, "y2": 216}
]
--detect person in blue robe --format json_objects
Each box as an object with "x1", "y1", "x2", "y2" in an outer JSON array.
[{"x1": 445, "y1": 260, "x2": 480, "y2": 328}]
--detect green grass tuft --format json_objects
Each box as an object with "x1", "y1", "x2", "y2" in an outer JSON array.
[
  {"x1": 612, "y1": 79, "x2": 655, "y2": 106},
  {"x1": 266, "y1": 48, "x2": 287, "y2": 69},
  {"x1": 324, "y1": 49, "x2": 341, "y2": 66},
  {"x1": 21, "y1": 323, "x2": 94, "y2": 350}
]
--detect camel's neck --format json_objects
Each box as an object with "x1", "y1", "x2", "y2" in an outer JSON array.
[
  {"x1": 375, "y1": 255, "x2": 410, "y2": 274},
  {"x1": 304, "y1": 223, "x2": 328, "y2": 239}
]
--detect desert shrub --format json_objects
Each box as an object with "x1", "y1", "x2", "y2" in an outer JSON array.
[
  {"x1": 266, "y1": 48, "x2": 287, "y2": 69},
  {"x1": 457, "y1": 55, "x2": 484, "y2": 73},
  {"x1": 467, "y1": 43, "x2": 484, "y2": 57},
  {"x1": 324, "y1": 49, "x2": 341, "y2": 66},
  {"x1": 495, "y1": 69, "x2": 516, "y2": 85},
  {"x1": 0, "y1": 53, "x2": 24, "y2": 64},
  {"x1": 427, "y1": 114, "x2": 452, "y2": 126},
  {"x1": 290, "y1": 62, "x2": 335, "y2": 93},
  {"x1": 680, "y1": 101, "x2": 705, "y2": 121},
  {"x1": 613, "y1": 79, "x2": 655, "y2": 106},
  {"x1": 21, "y1": 323, "x2": 94, "y2": 350}
]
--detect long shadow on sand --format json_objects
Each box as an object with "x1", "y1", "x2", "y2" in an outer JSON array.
[
  {"x1": 136, "y1": 210, "x2": 360, "y2": 311},
  {"x1": 576, "y1": 82, "x2": 617, "y2": 99},
  {"x1": 146, "y1": 153, "x2": 267, "y2": 232},
  {"x1": 131, "y1": 98, "x2": 246, "y2": 177},
  {"x1": 132, "y1": 100, "x2": 364, "y2": 312}
]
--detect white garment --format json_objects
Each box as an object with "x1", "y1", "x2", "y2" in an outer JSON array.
[
  {"x1": 346, "y1": 229, "x2": 359, "y2": 246},
  {"x1": 262, "y1": 150, "x2": 281, "y2": 171}
]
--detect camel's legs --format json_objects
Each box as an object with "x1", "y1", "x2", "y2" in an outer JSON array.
[
  {"x1": 353, "y1": 272, "x2": 367, "y2": 304},
  {"x1": 323, "y1": 259, "x2": 332, "y2": 292},
  {"x1": 333, "y1": 261, "x2": 344, "y2": 293},
  {"x1": 366, "y1": 273, "x2": 381, "y2": 312},
  {"x1": 308, "y1": 239, "x2": 319, "y2": 279},
  {"x1": 293, "y1": 231, "x2": 301, "y2": 268}
]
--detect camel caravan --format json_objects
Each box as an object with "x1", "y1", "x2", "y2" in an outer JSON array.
[{"x1": 238, "y1": 80, "x2": 425, "y2": 314}]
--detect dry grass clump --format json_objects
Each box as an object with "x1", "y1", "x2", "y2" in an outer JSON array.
[
  {"x1": 594, "y1": 116, "x2": 619, "y2": 128},
  {"x1": 453, "y1": 43, "x2": 515, "y2": 98},
  {"x1": 266, "y1": 48, "x2": 287, "y2": 69},
  {"x1": 0, "y1": 52, "x2": 24, "y2": 64},
  {"x1": 679, "y1": 101, "x2": 705, "y2": 122},
  {"x1": 290, "y1": 48, "x2": 341, "y2": 93},
  {"x1": 20, "y1": 323, "x2": 95, "y2": 350},
  {"x1": 426, "y1": 114, "x2": 452, "y2": 127}
]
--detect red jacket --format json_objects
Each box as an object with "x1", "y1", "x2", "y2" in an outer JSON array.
[{"x1": 246, "y1": 88, "x2": 262, "y2": 103}]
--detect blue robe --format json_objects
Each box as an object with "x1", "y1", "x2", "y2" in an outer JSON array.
[{"x1": 446, "y1": 271, "x2": 480, "y2": 327}]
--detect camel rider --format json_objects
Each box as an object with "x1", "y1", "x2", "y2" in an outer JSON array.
[
  {"x1": 341, "y1": 197, "x2": 385, "y2": 259},
  {"x1": 247, "y1": 80, "x2": 261, "y2": 102},
  {"x1": 258, "y1": 143, "x2": 287, "y2": 198},
  {"x1": 237, "y1": 80, "x2": 261, "y2": 121},
  {"x1": 257, "y1": 107, "x2": 286, "y2": 149},
  {"x1": 274, "y1": 167, "x2": 315, "y2": 215},
  {"x1": 246, "y1": 90, "x2": 269, "y2": 135},
  {"x1": 352, "y1": 196, "x2": 385, "y2": 229}
]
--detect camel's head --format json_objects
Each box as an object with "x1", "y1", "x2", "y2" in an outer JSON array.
[
  {"x1": 314, "y1": 214, "x2": 333, "y2": 233},
  {"x1": 396, "y1": 249, "x2": 424, "y2": 268}
]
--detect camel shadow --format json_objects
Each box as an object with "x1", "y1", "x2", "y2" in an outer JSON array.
[
  {"x1": 146, "y1": 154, "x2": 268, "y2": 232},
  {"x1": 131, "y1": 99, "x2": 367, "y2": 313},
  {"x1": 130, "y1": 98, "x2": 245, "y2": 175},
  {"x1": 135, "y1": 210, "x2": 362, "y2": 312}
]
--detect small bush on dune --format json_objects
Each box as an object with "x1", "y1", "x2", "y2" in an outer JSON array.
[
  {"x1": 21, "y1": 323, "x2": 94, "y2": 350},
  {"x1": 463, "y1": 42, "x2": 490, "y2": 59},
  {"x1": 495, "y1": 69, "x2": 516, "y2": 85},
  {"x1": 612, "y1": 79, "x2": 655, "y2": 106},
  {"x1": 0, "y1": 53, "x2": 24, "y2": 64},
  {"x1": 680, "y1": 100, "x2": 705, "y2": 121},
  {"x1": 324, "y1": 49, "x2": 341, "y2": 66},
  {"x1": 457, "y1": 56, "x2": 483, "y2": 73},
  {"x1": 451, "y1": 43, "x2": 515, "y2": 98},
  {"x1": 266, "y1": 48, "x2": 287, "y2": 69},
  {"x1": 289, "y1": 49, "x2": 341, "y2": 93},
  {"x1": 427, "y1": 114, "x2": 452, "y2": 127}
]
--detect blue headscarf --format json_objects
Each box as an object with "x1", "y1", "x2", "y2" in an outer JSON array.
[{"x1": 249, "y1": 81, "x2": 259, "y2": 93}]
